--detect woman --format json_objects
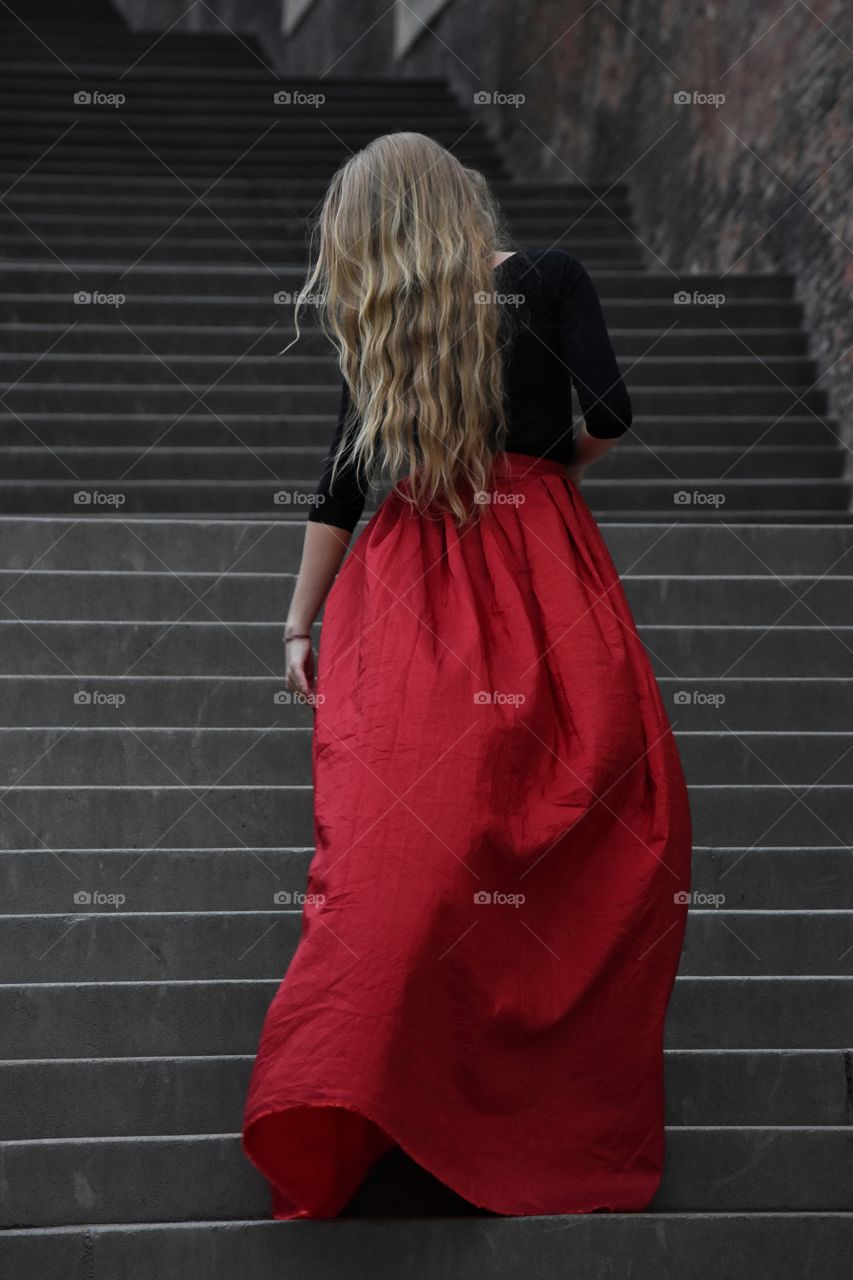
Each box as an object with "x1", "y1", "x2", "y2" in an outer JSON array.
[{"x1": 242, "y1": 132, "x2": 692, "y2": 1219}]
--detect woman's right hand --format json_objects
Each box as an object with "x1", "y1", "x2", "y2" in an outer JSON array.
[{"x1": 285, "y1": 636, "x2": 315, "y2": 700}]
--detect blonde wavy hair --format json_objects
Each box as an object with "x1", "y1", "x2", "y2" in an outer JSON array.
[{"x1": 293, "y1": 132, "x2": 516, "y2": 525}]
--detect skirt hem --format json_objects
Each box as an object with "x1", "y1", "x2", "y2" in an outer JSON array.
[{"x1": 242, "y1": 1093, "x2": 647, "y2": 1220}]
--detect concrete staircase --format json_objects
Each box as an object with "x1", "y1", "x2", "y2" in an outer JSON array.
[{"x1": 1, "y1": 6, "x2": 852, "y2": 1277}]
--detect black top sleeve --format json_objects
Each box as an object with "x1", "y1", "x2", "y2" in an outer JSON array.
[
  {"x1": 556, "y1": 254, "x2": 632, "y2": 438},
  {"x1": 307, "y1": 376, "x2": 369, "y2": 532}
]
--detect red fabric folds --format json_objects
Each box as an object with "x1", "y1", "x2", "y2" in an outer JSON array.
[{"x1": 242, "y1": 452, "x2": 692, "y2": 1218}]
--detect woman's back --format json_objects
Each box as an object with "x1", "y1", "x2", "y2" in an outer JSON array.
[
  {"x1": 309, "y1": 247, "x2": 632, "y2": 532},
  {"x1": 496, "y1": 248, "x2": 631, "y2": 456}
]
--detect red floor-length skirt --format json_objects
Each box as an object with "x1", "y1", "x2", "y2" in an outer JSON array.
[{"x1": 242, "y1": 452, "x2": 692, "y2": 1218}]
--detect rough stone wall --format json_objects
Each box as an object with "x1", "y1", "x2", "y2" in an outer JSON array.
[{"x1": 485, "y1": 0, "x2": 852, "y2": 449}]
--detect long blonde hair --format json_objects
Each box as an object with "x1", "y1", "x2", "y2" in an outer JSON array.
[{"x1": 294, "y1": 132, "x2": 515, "y2": 525}]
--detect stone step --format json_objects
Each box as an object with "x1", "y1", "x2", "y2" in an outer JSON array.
[
  {"x1": 2, "y1": 1213, "x2": 852, "y2": 1280},
  {"x1": 0, "y1": 386, "x2": 828, "y2": 421},
  {"x1": 3, "y1": 480, "x2": 848, "y2": 516},
  {"x1": 0, "y1": 782, "x2": 850, "y2": 847},
  {"x1": 0, "y1": 907, "x2": 851, "y2": 981},
  {"x1": 0, "y1": 26, "x2": 258, "y2": 49},
  {"x1": 1, "y1": 167, "x2": 609, "y2": 198},
  {"x1": 2, "y1": 723, "x2": 851, "y2": 784},
  {"x1": 0, "y1": 235, "x2": 645, "y2": 266},
  {"x1": 3, "y1": 518, "x2": 849, "y2": 575},
  {"x1": 7, "y1": 179, "x2": 638, "y2": 209},
  {"x1": 0, "y1": 46, "x2": 271, "y2": 68},
  {"x1": 2, "y1": 1127, "x2": 851, "y2": 1225},
  {"x1": 0, "y1": 133, "x2": 502, "y2": 156},
  {"x1": 0, "y1": 352, "x2": 820, "y2": 388},
  {"x1": 0, "y1": 80, "x2": 493, "y2": 102},
  {"x1": 0, "y1": 414, "x2": 839, "y2": 451},
  {"x1": 0, "y1": 295, "x2": 805, "y2": 328},
  {"x1": 1, "y1": 846, "x2": 848, "y2": 913},
  {"x1": 2, "y1": 672, "x2": 848, "y2": 730},
  {"x1": 0, "y1": 323, "x2": 813, "y2": 358},
  {"x1": 0, "y1": 447, "x2": 842, "y2": 484},
  {"x1": 1, "y1": 1049, "x2": 847, "y2": 1138},
  {"x1": 0, "y1": 220, "x2": 637, "y2": 252},
  {"x1": 0, "y1": 113, "x2": 497, "y2": 136},
  {"x1": 0, "y1": 116, "x2": 510, "y2": 141},
  {"x1": 0, "y1": 182, "x2": 633, "y2": 206},
  {"x1": 2, "y1": 568, "x2": 852, "y2": 626},
  {"x1": 0, "y1": 150, "x2": 508, "y2": 178},
  {"x1": 0, "y1": 263, "x2": 793, "y2": 297},
  {"x1": 3, "y1": 977, "x2": 848, "y2": 1057},
  {"x1": 0, "y1": 617, "x2": 849, "y2": 677}
]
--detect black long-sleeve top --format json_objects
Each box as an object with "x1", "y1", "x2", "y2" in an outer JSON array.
[{"x1": 308, "y1": 248, "x2": 632, "y2": 532}]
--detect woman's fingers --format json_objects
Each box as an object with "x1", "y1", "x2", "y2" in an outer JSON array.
[{"x1": 285, "y1": 637, "x2": 314, "y2": 698}]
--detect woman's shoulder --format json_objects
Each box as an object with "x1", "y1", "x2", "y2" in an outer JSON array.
[{"x1": 511, "y1": 247, "x2": 589, "y2": 292}]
